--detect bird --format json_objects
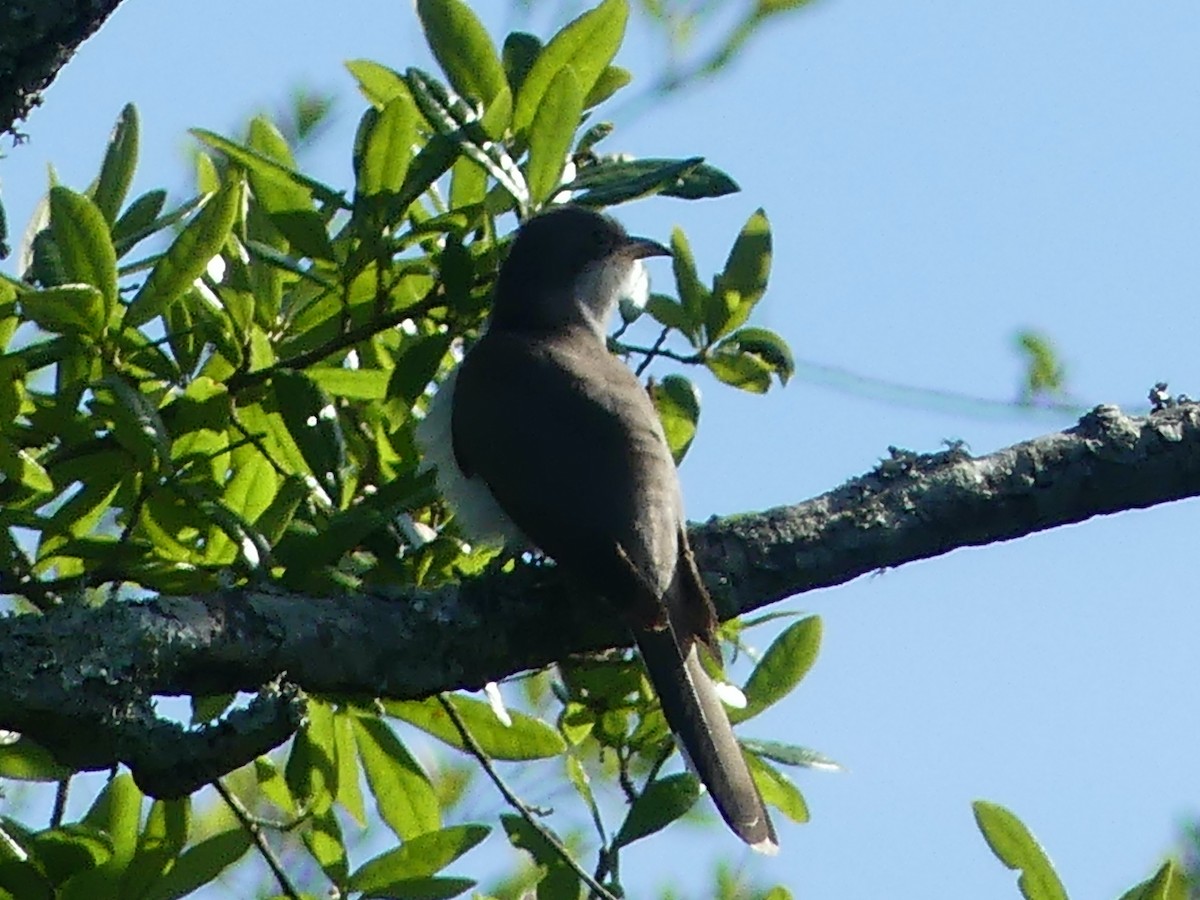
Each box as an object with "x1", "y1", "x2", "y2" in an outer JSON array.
[{"x1": 416, "y1": 204, "x2": 778, "y2": 853}]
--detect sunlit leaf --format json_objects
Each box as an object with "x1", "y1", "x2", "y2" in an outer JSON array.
[
  {"x1": 973, "y1": 801, "x2": 1068, "y2": 900},
  {"x1": 512, "y1": 0, "x2": 628, "y2": 137},
  {"x1": 417, "y1": 0, "x2": 507, "y2": 105},
  {"x1": 732, "y1": 616, "x2": 821, "y2": 723},
  {"x1": 138, "y1": 825, "x2": 252, "y2": 900},
  {"x1": 650, "y1": 374, "x2": 700, "y2": 464},
  {"x1": 91, "y1": 103, "x2": 139, "y2": 225},
  {"x1": 125, "y1": 177, "x2": 241, "y2": 329},
  {"x1": 715, "y1": 327, "x2": 793, "y2": 386},
  {"x1": 20, "y1": 285, "x2": 107, "y2": 338},
  {"x1": 500, "y1": 814, "x2": 578, "y2": 899},
  {"x1": 121, "y1": 799, "x2": 189, "y2": 900},
  {"x1": 612, "y1": 773, "x2": 700, "y2": 848},
  {"x1": 384, "y1": 695, "x2": 566, "y2": 761},
  {"x1": 746, "y1": 753, "x2": 809, "y2": 823},
  {"x1": 353, "y1": 715, "x2": 441, "y2": 840},
  {"x1": 526, "y1": 67, "x2": 583, "y2": 205},
  {"x1": 49, "y1": 187, "x2": 118, "y2": 317},
  {"x1": 349, "y1": 824, "x2": 489, "y2": 890}
]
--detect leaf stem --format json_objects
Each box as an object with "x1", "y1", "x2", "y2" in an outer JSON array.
[{"x1": 435, "y1": 693, "x2": 618, "y2": 900}]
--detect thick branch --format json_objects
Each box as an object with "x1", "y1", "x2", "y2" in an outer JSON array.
[
  {"x1": 0, "y1": 0, "x2": 126, "y2": 137},
  {"x1": 3, "y1": 402, "x2": 1198, "y2": 792}
]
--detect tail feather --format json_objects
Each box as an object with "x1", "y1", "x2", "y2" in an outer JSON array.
[{"x1": 636, "y1": 625, "x2": 778, "y2": 853}]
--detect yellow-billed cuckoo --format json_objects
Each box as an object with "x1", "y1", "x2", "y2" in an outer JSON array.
[{"x1": 417, "y1": 205, "x2": 778, "y2": 852}]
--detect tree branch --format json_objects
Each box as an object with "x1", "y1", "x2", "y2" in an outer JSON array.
[
  {"x1": 3, "y1": 402, "x2": 1198, "y2": 793},
  {"x1": 0, "y1": 0, "x2": 127, "y2": 138}
]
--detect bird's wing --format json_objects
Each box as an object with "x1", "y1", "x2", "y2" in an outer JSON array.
[{"x1": 452, "y1": 330, "x2": 682, "y2": 624}]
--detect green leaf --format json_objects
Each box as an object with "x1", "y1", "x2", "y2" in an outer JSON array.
[
  {"x1": 1120, "y1": 860, "x2": 1189, "y2": 900},
  {"x1": 353, "y1": 715, "x2": 441, "y2": 840},
  {"x1": 512, "y1": 0, "x2": 628, "y2": 137},
  {"x1": 91, "y1": 104, "x2": 140, "y2": 225},
  {"x1": 0, "y1": 737, "x2": 70, "y2": 781},
  {"x1": 49, "y1": 187, "x2": 118, "y2": 317},
  {"x1": 500, "y1": 814, "x2": 578, "y2": 899},
  {"x1": 566, "y1": 158, "x2": 738, "y2": 206},
  {"x1": 362, "y1": 876, "x2": 476, "y2": 900},
  {"x1": 286, "y1": 698, "x2": 338, "y2": 815},
  {"x1": 113, "y1": 194, "x2": 205, "y2": 259},
  {"x1": 125, "y1": 177, "x2": 241, "y2": 329},
  {"x1": 715, "y1": 327, "x2": 794, "y2": 385},
  {"x1": 246, "y1": 117, "x2": 335, "y2": 262},
  {"x1": 138, "y1": 825, "x2": 253, "y2": 900},
  {"x1": 29, "y1": 825, "x2": 112, "y2": 886},
  {"x1": 972, "y1": 801, "x2": 1068, "y2": 900},
  {"x1": 346, "y1": 59, "x2": 410, "y2": 108},
  {"x1": 746, "y1": 754, "x2": 809, "y2": 823},
  {"x1": 526, "y1": 67, "x2": 583, "y2": 205},
  {"x1": 644, "y1": 293, "x2": 696, "y2": 338},
  {"x1": 302, "y1": 807, "x2": 347, "y2": 886},
  {"x1": 20, "y1": 285, "x2": 107, "y2": 338},
  {"x1": 81, "y1": 773, "x2": 142, "y2": 868},
  {"x1": 307, "y1": 367, "x2": 390, "y2": 400},
  {"x1": 253, "y1": 757, "x2": 296, "y2": 815},
  {"x1": 650, "y1": 374, "x2": 700, "y2": 464},
  {"x1": 705, "y1": 346, "x2": 773, "y2": 393},
  {"x1": 583, "y1": 65, "x2": 631, "y2": 108},
  {"x1": 612, "y1": 772, "x2": 700, "y2": 848},
  {"x1": 502, "y1": 33, "x2": 542, "y2": 96},
  {"x1": 574, "y1": 121, "x2": 613, "y2": 156},
  {"x1": 417, "y1": 0, "x2": 507, "y2": 105},
  {"x1": 271, "y1": 371, "x2": 345, "y2": 496},
  {"x1": 568, "y1": 157, "x2": 704, "y2": 208},
  {"x1": 385, "y1": 695, "x2": 566, "y2": 761},
  {"x1": 349, "y1": 824, "x2": 489, "y2": 890},
  {"x1": 732, "y1": 616, "x2": 821, "y2": 723},
  {"x1": 708, "y1": 207, "x2": 771, "y2": 340},
  {"x1": 111, "y1": 190, "x2": 167, "y2": 248},
  {"x1": 191, "y1": 129, "x2": 345, "y2": 208},
  {"x1": 355, "y1": 94, "x2": 420, "y2": 200},
  {"x1": 1016, "y1": 330, "x2": 1066, "y2": 400},
  {"x1": 332, "y1": 711, "x2": 366, "y2": 825},
  {"x1": 667, "y1": 228, "x2": 709, "y2": 338},
  {"x1": 739, "y1": 738, "x2": 842, "y2": 771},
  {"x1": 388, "y1": 334, "x2": 452, "y2": 408},
  {"x1": 121, "y1": 799, "x2": 189, "y2": 900}
]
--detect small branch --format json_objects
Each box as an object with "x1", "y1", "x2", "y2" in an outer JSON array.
[
  {"x1": 50, "y1": 778, "x2": 69, "y2": 828},
  {"x1": 225, "y1": 285, "x2": 443, "y2": 394},
  {"x1": 436, "y1": 694, "x2": 618, "y2": 900},
  {"x1": 215, "y1": 779, "x2": 301, "y2": 900},
  {"x1": 611, "y1": 336, "x2": 700, "y2": 369}
]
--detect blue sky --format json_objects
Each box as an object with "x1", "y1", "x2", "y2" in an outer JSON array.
[{"x1": 4, "y1": 1, "x2": 1200, "y2": 897}]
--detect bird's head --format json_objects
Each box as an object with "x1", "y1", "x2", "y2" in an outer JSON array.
[{"x1": 491, "y1": 205, "x2": 671, "y2": 336}]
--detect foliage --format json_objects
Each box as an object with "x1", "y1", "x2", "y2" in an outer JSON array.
[
  {"x1": 0, "y1": 1, "x2": 809, "y2": 897},
  {"x1": 973, "y1": 801, "x2": 1192, "y2": 900}
]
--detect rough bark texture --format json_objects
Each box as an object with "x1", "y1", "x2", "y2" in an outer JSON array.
[
  {"x1": 0, "y1": 0, "x2": 125, "y2": 138},
  {"x1": 3, "y1": 402, "x2": 1199, "y2": 796}
]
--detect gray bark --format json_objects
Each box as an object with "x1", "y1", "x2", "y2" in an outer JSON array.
[{"x1": 0, "y1": 0, "x2": 125, "y2": 138}]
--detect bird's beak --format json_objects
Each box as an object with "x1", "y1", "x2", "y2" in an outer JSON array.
[{"x1": 623, "y1": 236, "x2": 672, "y2": 260}]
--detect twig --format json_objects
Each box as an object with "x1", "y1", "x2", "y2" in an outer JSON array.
[
  {"x1": 614, "y1": 745, "x2": 638, "y2": 805},
  {"x1": 226, "y1": 284, "x2": 444, "y2": 394},
  {"x1": 214, "y1": 779, "x2": 301, "y2": 900},
  {"x1": 435, "y1": 693, "x2": 618, "y2": 900},
  {"x1": 50, "y1": 778, "x2": 69, "y2": 828}
]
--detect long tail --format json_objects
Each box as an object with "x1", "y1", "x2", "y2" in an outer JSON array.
[{"x1": 636, "y1": 625, "x2": 779, "y2": 853}]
